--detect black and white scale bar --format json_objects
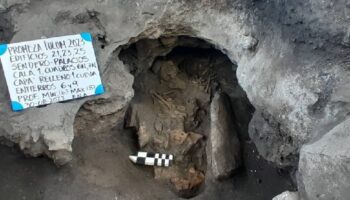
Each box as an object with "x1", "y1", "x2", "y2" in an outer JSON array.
[{"x1": 129, "y1": 152, "x2": 174, "y2": 167}]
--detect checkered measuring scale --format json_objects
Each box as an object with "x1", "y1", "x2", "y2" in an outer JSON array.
[{"x1": 129, "y1": 152, "x2": 174, "y2": 167}]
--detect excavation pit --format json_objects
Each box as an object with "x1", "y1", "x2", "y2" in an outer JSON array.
[
  {"x1": 0, "y1": 36, "x2": 297, "y2": 200},
  {"x1": 120, "y1": 36, "x2": 256, "y2": 198}
]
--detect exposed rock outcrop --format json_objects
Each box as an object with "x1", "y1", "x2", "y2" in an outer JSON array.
[{"x1": 298, "y1": 118, "x2": 350, "y2": 200}]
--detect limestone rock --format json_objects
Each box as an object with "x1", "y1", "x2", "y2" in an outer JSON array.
[
  {"x1": 298, "y1": 118, "x2": 350, "y2": 200},
  {"x1": 210, "y1": 92, "x2": 241, "y2": 179},
  {"x1": 272, "y1": 191, "x2": 299, "y2": 200}
]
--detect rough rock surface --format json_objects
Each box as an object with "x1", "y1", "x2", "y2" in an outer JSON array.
[
  {"x1": 0, "y1": 0, "x2": 348, "y2": 176},
  {"x1": 0, "y1": 0, "x2": 135, "y2": 164},
  {"x1": 273, "y1": 191, "x2": 299, "y2": 200},
  {"x1": 210, "y1": 92, "x2": 241, "y2": 179},
  {"x1": 298, "y1": 118, "x2": 350, "y2": 200},
  {"x1": 243, "y1": 0, "x2": 350, "y2": 166}
]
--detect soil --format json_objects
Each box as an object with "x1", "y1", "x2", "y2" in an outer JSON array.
[
  {"x1": 0, "y1": 118, "x2": 296, "y2": 200},
  {"x1": 0, "y1": 110, "x2": 175, "y2": 200}
]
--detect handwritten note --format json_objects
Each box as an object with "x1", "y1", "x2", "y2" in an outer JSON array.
[{"x1": 0, "y1": 32, "x2": 104, "y2": 111}]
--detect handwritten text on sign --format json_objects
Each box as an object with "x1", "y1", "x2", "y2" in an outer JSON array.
[{"x1": 0, "y1": 32, "x2": 104, "y2": 111}]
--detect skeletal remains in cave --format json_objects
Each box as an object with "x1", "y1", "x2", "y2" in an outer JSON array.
[{"x1": 123, "y1": 43, "x2": 245, "y2": 198}]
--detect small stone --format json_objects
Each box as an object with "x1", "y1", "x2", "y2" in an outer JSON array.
[
  {"x1": 341, "y1": 28, "x2": 350, "y2": 47},
  {"x1": 272, "y1": 191, "x2": 299, "y2": 200},
  {"x1": 0, "y1": 4, "x2": 6, "y2": 13},
  {"x1": 241, "y1": 35, "x2": 258, "y2": 51}
]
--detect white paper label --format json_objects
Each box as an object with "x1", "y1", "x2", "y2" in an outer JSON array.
[{"x1": 0, "y1": 32, "x2": 104, "y2": 111}]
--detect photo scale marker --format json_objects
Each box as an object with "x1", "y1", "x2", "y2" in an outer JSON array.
[{"x1": 129, "y1": 152, "x2": 174, "y2": 167}]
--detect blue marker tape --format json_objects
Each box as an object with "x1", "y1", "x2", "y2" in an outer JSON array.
[
  {"x1": 0, "y1": 44, "x2": 8, "y2": 56},
  {"x1": 11, "y1": 101, "x2": 24, "y2": 111},
  {"x1": 80, "y1": 32, "x2": 92, "y2": 42},
  {"x1": 95, "y1": 84, "x2": 105, "y2": 95}
]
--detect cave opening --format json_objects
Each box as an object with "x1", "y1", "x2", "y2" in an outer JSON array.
[{"x1": 118, "y1": 36, "x2": 296, "y2": 198}]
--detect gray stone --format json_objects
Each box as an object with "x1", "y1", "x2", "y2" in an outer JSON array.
[
  {"x1": 241, "y1": 35, "x2": 258, "y2": 51},
  {"x1": 342, "y1": 28, "x2": 350, "y2": 47},
  {"x1": 298, "y1": 118, "x2": 350, "y2": 200},
  {"x1": 210, "y1": 92, "x2": 241, "y2": 179},
  {"x1": 0, "y1": 4, "x2": 5, "y2": 13},
  {"x1": 272, "y1": 191, "x2": 299, "y2": 200}
]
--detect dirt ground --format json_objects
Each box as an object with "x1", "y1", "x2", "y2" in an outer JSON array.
[{"x1": 0, "y1": 109, "x2": 296, "y2": 200}]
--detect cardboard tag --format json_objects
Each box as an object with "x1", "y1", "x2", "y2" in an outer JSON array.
[{"x1": 0, "y1": 32, "x2": 104, "y2": 111}]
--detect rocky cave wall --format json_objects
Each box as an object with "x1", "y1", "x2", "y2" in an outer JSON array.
[{"x1": 0, "y1": 0, "x2": 349, "y2": 199}]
